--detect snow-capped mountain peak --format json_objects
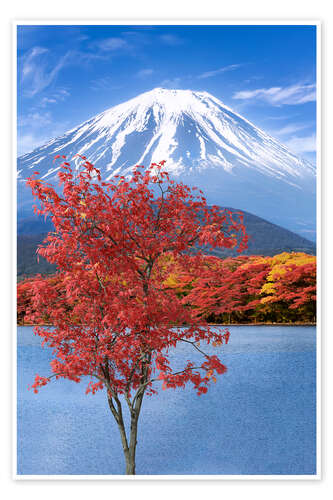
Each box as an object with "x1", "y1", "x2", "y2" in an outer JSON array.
[{"x1": 17, "y1": 87, "x2": 316, "y2": 237}]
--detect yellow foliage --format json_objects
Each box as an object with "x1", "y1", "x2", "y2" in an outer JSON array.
[
  {"x1": 261, "y1": 282, "x2": 276, "y2": 294},
  {"x1": 260, "y1": 252, "x2": 316, "y2": 299},
  {"x1": 163, "y1": 274, "x2": 179, "y2": 288}
]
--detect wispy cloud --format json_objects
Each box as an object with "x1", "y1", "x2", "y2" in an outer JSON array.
[
  {"x1": 40, "y1": 97, "x2": 57, "y2": 106},
  {"x1": 160, "y1": 77, "x2": 182, "y2": 88},
  {"x1": 18, "y1": 133, "x2": 47, "y2": 155},
  {"x1": 233, "y1": 83, "x2": 316, "y2": 105},
  {"x1": 18, "y1": 111, "x2": 52, "y2": 128},
  {"x1": 273, "y1": 123, "x2": 311, "y2": 136},
  {"x1": 57, "y1": 88, "x2": 70, "y2": 99},
  {"x1": 70, "y1": 49, "x2": 107, "y2": 65},
  {"x1": 93, "y1": 37, "x2": 129, "y2": 52},
  {"x1": 264, "y1": 114, "x2": 299, "y2": 121},
  {"x1": 136, "y1": 68, "x2": 154, "y2": 79},
  {"x1": 198, "y1": 64, "x2": 242, "y2": 79},
  {"x1": 20, "y1": 38, "x2": 120, "y2": 98},
  {"x1": 17, "y1": 115, "x2": 70, "y2": 156},
  {"x1": 39, "y1": 88, "x2": 70, "y2": 107},
  {"x1": 284, "y1": 134, "x2": 316, "y2": 154},
  {"x1": 159, "y1": 34, "x2": 184, "y2": 46},
  {"x1": 21, "y1": 46, "x2": 70, "y2": 97},
  {"x1": 89, "y1": 76, "x2": 122, "y2": 92}
]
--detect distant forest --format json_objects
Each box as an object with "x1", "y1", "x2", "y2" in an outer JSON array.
[
  {"x1": 17, "y1": 209, "x2": 315, "y2": 281},
  {"x1": 18, "y1": 252, "x2": 316, "y2": 325}
]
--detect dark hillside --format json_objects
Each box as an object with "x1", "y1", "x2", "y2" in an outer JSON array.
[
  {"x1": 17, "y1": 210, "x2": 315, "y2": 279},
  {"x1": 207, "y1": 208, "x2": 315, "y2": 258}
]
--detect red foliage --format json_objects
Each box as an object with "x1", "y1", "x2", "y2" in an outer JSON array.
[
  {"x1": 180, "y1": 256, "x2": 271, "y2": 318},
  {"x1": 262, "y1": 261, "x2": 316, "y2": 309},
  {"x1": 25, "y1": 157, "x2": 248, "y2": 398},
  {"x1": 17, "y1": 279, "x2": 35, "y2": 325},
  {"x1": 17, "y1": 274, "x2": 69, "y2": 325},
  {"x1": 174, "y1": 253, "x2": 316, "y2": 322}
]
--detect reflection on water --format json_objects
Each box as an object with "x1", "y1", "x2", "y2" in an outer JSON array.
[{"x1": 17, "y1": 325, "x2": 316, "y2": 475}]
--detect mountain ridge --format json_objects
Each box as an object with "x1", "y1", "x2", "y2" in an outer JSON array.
[
  {"x1": 17, "y1": 209, "x2": 315, "y2": 279},
  {"x1": 17, "y1": 87, "x2": 316, "y2": 239}
]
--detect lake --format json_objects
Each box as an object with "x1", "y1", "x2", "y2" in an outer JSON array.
[{"x1": 17, "y1": 325, "x2": 316, "y2": 476}]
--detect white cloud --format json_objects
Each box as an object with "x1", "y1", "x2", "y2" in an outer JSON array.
[
  {"x1": 17, "y1": 107, "x2": 71, "y2": 155},
  {"x1": 95, "y1": 37, "x2": 129, "y2": 51},
  {"x1": 89, "y1": 76, "x2": 122, "y2": 92},
  {"x1": 160, "y1": 77, "x2": 182, "y2": 88},
  {"x1": 21, "y1": 46, "x2": 71, "y2": 97},
  {"x1": 233, "y1": 83, "x2": 316, "y2": 105},
  {"x1": 273, "y1": 123, "x2": 310, "y2": 136},
  {"x1": 198, "y1": 64, "x2": 242, "y2": 79},
  {"x1": 17, "y1": 132, "x2": 48, "y2": 156},
  {"x1": 18, "y1": 111, "x2": 52, "y2": 128},
  {"x1": 17, "y1": 120, "x2": 70, "y2": 156},
  {"x1": 40, "y1": 97, "x2": 57, "y2": 106},
  {"x1": 159, "y1": 34, "x2": 183, "y2": 46},
  {"x1": 284, "y1": 134, "x2": 316, "y2": 154},
  {"x1": 137, "y1": 68, "x2": 154, "y2": 78},
  {"x1": 21, "y1": 47, "x2": 48, "y2": 78},
  {"x1": 40, "y1": 89, "x2": 70, "y2": 107},
  {"x1": 57, "y1": 89, "x2": 70, "y2": 98},
  {"x1": 265, "y1": 114, "x2": 298, "y2": 121}
]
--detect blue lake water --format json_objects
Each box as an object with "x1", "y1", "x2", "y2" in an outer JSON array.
[{"x1": 17, "y1": 325, "x2": 316, "y2": 476}]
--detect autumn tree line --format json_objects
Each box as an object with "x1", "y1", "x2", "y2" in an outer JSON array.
[
  {"x1": 18, "y1": 250, "x2": 316, "y2": 326},
  {"x1": 17, "y1": 157, "x2": 316, "y2": 474}
]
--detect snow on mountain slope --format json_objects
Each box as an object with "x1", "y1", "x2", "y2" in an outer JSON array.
[{"x1": 17, "y1": 88, "x2": 316, "y2": 238}]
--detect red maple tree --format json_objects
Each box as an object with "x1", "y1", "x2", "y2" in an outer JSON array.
[
  {"x1": 260, "y1": 260, "x2": 317, "y2": 310},
  {"x1": 180, "y1": 256, "x2": 271, "y2": 322},
  {"x1": 17, "y1": 278, "x2": 34, "y2": 325},
  {"x1": 25, "y1": 156, "x2": 247, "y2": 474}
]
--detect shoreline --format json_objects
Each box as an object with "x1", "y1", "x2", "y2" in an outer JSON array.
[
  {"x1": 17, "y1": 322, "x2": 317, "y2": 327},
  {"x1": 208, "y1": 322, "x2": 316, "y2": 326}
]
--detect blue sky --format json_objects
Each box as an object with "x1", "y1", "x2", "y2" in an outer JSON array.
[{"x1": 17, "y1": 24, "x2": 317, "y2": 162}]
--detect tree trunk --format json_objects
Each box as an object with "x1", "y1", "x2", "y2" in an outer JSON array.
[
  {"x1": 107, "y1": 390, "x2": 145, "y2": 475},
  {"x1": 125, "y1": 393, "x2": 144, "y2": 474},
  {"x1": 115, "y1": 408, "x2": 141, "y2": 475},
  {"x1": 125, "y1": 453, "x2": 136, "y2": 475}
]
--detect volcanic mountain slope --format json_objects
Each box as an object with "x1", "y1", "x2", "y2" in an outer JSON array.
[
  {"x1": 17, "y1": 88, "x2": 316, "y2": 238},
  {"x1": 17, "y1": 210, "x2": 315, "y2": 279}
]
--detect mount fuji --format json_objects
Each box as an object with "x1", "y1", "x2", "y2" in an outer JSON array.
[{"x1": 17, "y1": 88, "x2": 316, "y2": 239}]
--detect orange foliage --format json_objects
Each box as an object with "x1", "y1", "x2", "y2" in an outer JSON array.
[{"x1": 18, "y1": 252, "x2": 316, "y2": 326}]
